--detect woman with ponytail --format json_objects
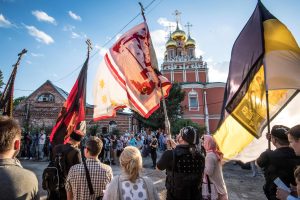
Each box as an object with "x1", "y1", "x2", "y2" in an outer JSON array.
[
  {"x1": 202, "y1": 135, "x2": 228, "y2": 200},
  {"x1": 103, "y1": 146, "x2": 159, "y2": 200}
]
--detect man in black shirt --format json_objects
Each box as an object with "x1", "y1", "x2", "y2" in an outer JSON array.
[
  {"x1": 52, "y1": 131, "x2": 83, "y2": 200},
  {"x1": 257, "y1": 125, "x2": 300, "y2": 200},
  {"x1": 157, "y1": 126, "x2": 205, "y2": 200}
]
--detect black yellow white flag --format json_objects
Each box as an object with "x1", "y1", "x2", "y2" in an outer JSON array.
[{"x1": 214, "y1": 1, "x2": 300, "y2": 162}]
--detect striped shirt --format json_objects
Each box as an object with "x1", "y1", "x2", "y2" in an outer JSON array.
[{"x1": 66, "y1": 158, "x2": 113, "y2": 200}]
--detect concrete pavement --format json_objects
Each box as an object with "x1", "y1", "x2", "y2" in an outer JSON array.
[{"x1": 21, "y1": 153, "x2": 266, "y2": 200}]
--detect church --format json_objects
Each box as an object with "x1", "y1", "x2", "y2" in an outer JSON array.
[{"x1": 161, "y1": 11, "x2": 225, "y2": 133}]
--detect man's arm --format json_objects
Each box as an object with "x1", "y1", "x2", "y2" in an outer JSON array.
[
  {"x1": 67, "y1": 190, "x2": 73, "y2": 200},
  {"x1": 157, "y1": 150, "x2": 172, "y2": 170}
]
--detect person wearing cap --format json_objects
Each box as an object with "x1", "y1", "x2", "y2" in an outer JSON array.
[
  {"x1": 157, "y1": 126, "x2": 205, "y2": 200},
  {"x1": 257, "y1": 125, "x2": 300, "y2": 200},
  {"x1": 52, "y1": 130, "x2": 83, "y2": 200}
]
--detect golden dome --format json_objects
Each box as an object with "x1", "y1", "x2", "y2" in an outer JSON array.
[
  {"x1": 166, "y1": 36, "x2": 177, "y2": 48},
  {"x1": 185, "y1": 35, "x2": 196, "y2": 46},
  {"x1": 171, "y1": 25, "x2": 186, "y2": 41}
]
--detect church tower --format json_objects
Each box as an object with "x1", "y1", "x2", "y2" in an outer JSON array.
[{"x1": 161, "y1": 10, "x2": 225, "y2": 133}]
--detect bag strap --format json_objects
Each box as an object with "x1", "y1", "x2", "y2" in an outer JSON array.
[
  {"x1": 83, "y1": 159, "x2": 94, "y2": 195},
  {"x1": 206, "y1": 174, "x2": 212, "y2": 194}
]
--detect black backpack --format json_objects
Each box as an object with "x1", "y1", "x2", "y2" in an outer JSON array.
[{"x1": 42, "y1": 147, "x2": 74, "y2": 195}]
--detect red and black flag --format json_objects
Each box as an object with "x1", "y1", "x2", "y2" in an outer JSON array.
[
  {"x1": 0, "y1": 67, "x2": 17, "y2": 117},
  {"x1": 50, "y1": 56, "x2": 89, "y2": 146},
  {"x1": 0, "y1": 49, "x2": 27, "y2": 117},
  {"x1": 213, "y1": 1, "x2": 300, "y2": 162}
]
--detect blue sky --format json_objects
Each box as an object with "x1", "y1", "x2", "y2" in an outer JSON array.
[{"x1": 1, "y1": 0, "x2": 300, "y2": 104}]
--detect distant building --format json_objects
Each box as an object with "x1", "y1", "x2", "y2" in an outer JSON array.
[
  {"x1": 13, "y1": 80, "x2": 137, "y2": 134},
  {"x1": 161, "y1": 11, "x2": 225, "y2": 133}
]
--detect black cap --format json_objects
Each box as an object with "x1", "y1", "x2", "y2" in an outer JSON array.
[
  {"x1": 70, "y1": 130, "x2": 84, "y2": 142},
  {"x1": 180, "y1": 126, "x2": 199, "y2": 145},
  {"x1": 271, "y1": 125, "x2": 290, "y2": 141}
]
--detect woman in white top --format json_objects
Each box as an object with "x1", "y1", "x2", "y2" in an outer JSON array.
[
  {"x1": 203, "y1": 135, "x2": 228, "y2": 200},
  {"x1": 103, "y1": 146, "x2": 159, "y2": 200}
]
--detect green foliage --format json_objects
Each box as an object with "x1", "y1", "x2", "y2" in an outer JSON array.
[
  {"x1": 135, "y1": 82, "x2": 185, "y2": 129},
  {"x1": 171, "y1": 118, "x2": 205, "y2": 137},
  {"x1": 89, "y1": 124, "x2": 99, "y2": 136},
  {"x1": 111, "y1": 128, "x2": 120, "y2": 136},
  {"x1": 13, "y1": 96, "x2": 27, "y2": 107}
]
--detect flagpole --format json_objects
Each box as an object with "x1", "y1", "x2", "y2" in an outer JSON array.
[
  {"x1": 139, "y1": 2, "x2": 173, "y2": 149},
  {"x1": 0, "y1": 49, "x2": 27, "y2": 117},
  {"x1": 263, "y1": 62, "x2": 271, "y2": 150}
]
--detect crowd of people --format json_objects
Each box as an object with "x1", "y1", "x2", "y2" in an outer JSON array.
[{"x1": 2, "y1": 115, "x2": 300, "y2": 200}]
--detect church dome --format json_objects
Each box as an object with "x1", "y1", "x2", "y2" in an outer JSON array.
[
  {"x1": 166, "y1": 36, "x2": 177, "y2": 48},
  {"x1": 171, "y1": 25, "x2": 187, "y2": 41},
  {"x1": 185, "y1": 35, "x2": 196, "y2": 46}
]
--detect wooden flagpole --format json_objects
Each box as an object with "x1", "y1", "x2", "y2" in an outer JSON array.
[
  {"x1": 138, "y1": 2, "x2": 174, "y2": 149},
  {"x1": 0, "y1": 49, "x2": 27, "y2": 117}
]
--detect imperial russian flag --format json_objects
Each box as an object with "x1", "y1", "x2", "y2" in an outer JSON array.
[
  {"x1": 50, "y1": 56, "x2": 88, "y2": 146},
  {"x1": 213, "y1": 1, "x2": 300, "y2": 162},
  {"x1": 93, "y1": 22, "x2": 171, "y2": 120}
]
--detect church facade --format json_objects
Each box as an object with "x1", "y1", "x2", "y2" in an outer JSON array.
[{"x1": 161, "y1": 13, "x2": 225, "y2": 133}]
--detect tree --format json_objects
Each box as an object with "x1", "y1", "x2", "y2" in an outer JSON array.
[
  {"x1": 171, "y1": 118, "x2": 205, "y2": 136},
  {"x1": 13, "y1": 96, "x2": 27, "y2": 107},
  {"x1": 0, "y1": 70, "x2": 3, "y2": 96},
  {"x1": 134, "y1": 82, "x2": 185, "y2": 131}
]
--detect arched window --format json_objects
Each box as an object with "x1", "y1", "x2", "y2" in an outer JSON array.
[
  {"x1": 188, "y1": 89, "x2": 199, "y2": 111},
  {"x1": 109, "y1": 121, "x2": 117, "y2": 132},
  {"x1": 37, "y1": 93, "x2": 55, "y2": 102}
]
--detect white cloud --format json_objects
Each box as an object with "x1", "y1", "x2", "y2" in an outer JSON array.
[
  {"x1": 157, "y1": 17, "x2": 177, "y2": 29},
  {"x1": 68, "y1": 11, "x2": 81, "y2": 21},
  {"x1": 32, "y1": 10, "x2": 56, "y2": 25},
  {"x1": 25, "y1": 25, "x2": 54, "y2": 44},
  {"x1": 0, "y1": 14, "x2": 13, "y2": 28},
  {"x1": 71, "y1": 31, "x2": 80, "y2": 39},
  {"x1": 95, "y1": 45, "x2": 108, "y2": 57},
  {"x1": 151, "y1": 29, "x2": 167, "y2": 62},
  {"x1": 63, "y1": 24, "x2": 75, "y2": 31},
  {"x1": 207, "y1": 60, "x2": 229, "y2": 82},
  {"x1": 31, "y1": 53, "x2": 44, "y2": 57},
  {"x1": 115, "y1": 34, "x2": 122, "y2": 41},
  {"x1": 195, "y1": 49, "x2": 205, "y2": 57}
]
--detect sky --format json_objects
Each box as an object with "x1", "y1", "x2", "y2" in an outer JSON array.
[{"x1": 1, "y1": 0, "x2": 300, "y2": 104}]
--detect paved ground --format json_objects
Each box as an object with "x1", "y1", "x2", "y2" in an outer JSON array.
[{"x1": 21, "y1": 153, "x2": 266, "y2": 200}]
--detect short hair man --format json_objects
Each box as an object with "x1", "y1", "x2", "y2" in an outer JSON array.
[
  {"x1": 157, "y1": 126, "x2": 205, "y2": 200},
  {"x1": 257, "y1": 125, "x2": 300, "y2": 200},
  {"x1": 0, "y1": 116, "x2": 39, "y2": 199},
  {"x1": 52, "y1": 130, "x2": 83, "y2": 199},
  {"x1": 66, "y1": 136, "x2": 113, "y2": 200}
]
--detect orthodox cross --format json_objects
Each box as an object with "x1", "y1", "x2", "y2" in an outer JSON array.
[
  {"x1": 185, "y1": 22, "x2": 193, "y2": 36},
  {"x1": 14, "y1": 49, "x2": 27, "y2": 68},
  {"x1": 86, "y1": 39, "x2": 92, "y2": 57},
  {"x1": 173, "y1": 10, "x2": 181, "y2": 27}
]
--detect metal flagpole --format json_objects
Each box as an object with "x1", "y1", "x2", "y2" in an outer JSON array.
[{"x1": 263, "y1": 62, "x2": 271, "y2": 150}]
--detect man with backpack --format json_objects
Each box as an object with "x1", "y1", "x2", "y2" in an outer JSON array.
[
  {"x1": 43, "y1": 130, "x2": 83, "y2": 200},
  {"x1": 157, "y1": 126, "x2": 205, "y2": 200}
]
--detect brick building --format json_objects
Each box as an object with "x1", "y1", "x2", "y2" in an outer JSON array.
[
  {"x1": 161, "y1": 12, "x2": 225, "y2": 133},
  {"x1": 13, "y1": 80, "x2": 137, "y2": 134}
]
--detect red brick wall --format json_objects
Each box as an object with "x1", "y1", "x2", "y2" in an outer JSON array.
[{"x1": 186, "y1": 70, "x2": 196, "y2": 82}]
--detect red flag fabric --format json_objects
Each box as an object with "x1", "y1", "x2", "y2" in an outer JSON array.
[
  {"x1": 50, "y1": 57, "x2": 88, "y2": 146},
  {"x1": 93, "y1": 22, "x2": 171, "y2": 120}
]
